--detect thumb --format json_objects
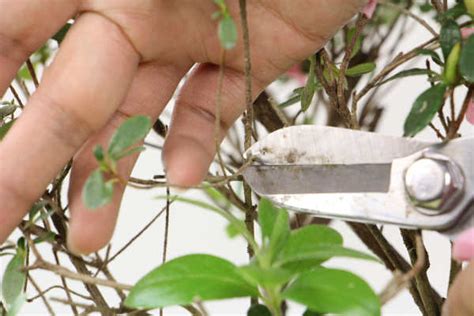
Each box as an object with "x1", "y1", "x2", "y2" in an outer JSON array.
[{"x1": 453, "y1": 228, "x2": 474, "y2": 261}]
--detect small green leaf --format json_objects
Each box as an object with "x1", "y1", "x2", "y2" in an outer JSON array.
[
  {"x1": 377, "y1": 68, "x2": 438, "y2": 87},
  {"x1": 247, "y1": 304, "x2": 272, "y2": 316},
  {"x1": 460, "y1": 35, "x2": 474, "y2": 83},
  {"x1": 108, "y1": 115, "x2": 151, "y2": 160},
  {"x1": 5, "y1": 293, "x2": 25, "y2": 316},
  {"x1": 218, "y1": 15, "x2": 238, "y2": 50},
  {"x1": 0, "y1": 120, "x2": 15, "y2": 141},
  {"x1": 404, "y1": 83, "x2": 447, "y2": 137},
  {"x1": 275, "y1": 225, "x2": 378, "y2": 272},
  {"x1": 437, "y1": 2, "x2": 467, "y2": 21},
  {"x1": 82, "y1": 169, "x2": 114, "y2": 209},
  {"x1": 238, "y1": 265, "x2": 294, "y2": 287},
  {"x1": 225, "y1": 222, "x2": 241, "y2": 238},
  {"x1": 125, "y1": 254, "x2": 257, "y2": 309},
  {"x1": 345, "y1": 62, "x2": 376, "y2": 77},
  {"x1": 33, "y1": 232, "x2": 56, "y2": 244},
  {"x1": 2, "y1": 251, "x2": 26, "y2": 309},
  {"x1": 0, "y1": 103, "x2": 16, "y2": 119},
  {"x1": 52, "y1": 23, "x2": 72, "y2": 45},
  {"x1": 301, "y1": 55, "x2": 316, "y2": 112},
  {"x1": 276, "y1": 225, "x2": 342, "y2": 271},
  {"x1": 417, "y1": 48, "x2": 443, "y2": 66},
  {"x1": 346, "y1": 27, "x2": 362, "y2": 59},
  {"x1": 258, "y1": 199, "x2": 290, "y2": 263},
  {"x1": 440, "y1": 20, "x2": 461, "y2": 60},
  {"x1": 93, "y1": 145, "x2": 105, "y2": 162},
  {"x1": 283, "y1": 268, "x2": 381, "y2": 316},
  {"x1": 444, "y1": 42, "x2": 462, "y2": 86},
  {"x1": 28, "y1": 201, "x2": 47, "y2": 221},
  {"x1": 258, "y1": 198, "x2": 281, "y2": 239},
  {"x1": 112, "y1": 145, "x2": 146, "y2": 161}
]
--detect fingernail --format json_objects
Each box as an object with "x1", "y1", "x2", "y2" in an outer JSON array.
[
  {"x1": 168, "y1": 186, "x2": 189, "y2": 195},
  {"x1": 67, "y1": 234, "x2": 89, "y2": 257},
  {"x1": 442, "y1": 301, "x2": 449, "y2": 316},
  {"x1": 452, "y1": 228, "x2": 474, "y2": 261}
]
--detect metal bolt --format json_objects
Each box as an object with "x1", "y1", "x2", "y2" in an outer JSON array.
[{"x1": 404, "y1": 153, "x2": 465, "y2": 214}]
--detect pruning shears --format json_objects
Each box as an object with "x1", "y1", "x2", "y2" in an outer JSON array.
[{"x1": 242, "y1": 126, "x2": 474, "y2": 240}]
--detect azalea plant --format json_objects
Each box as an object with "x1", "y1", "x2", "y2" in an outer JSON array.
[{"x1": 1, "y1": 0, "x2": 473, "y2": 315}]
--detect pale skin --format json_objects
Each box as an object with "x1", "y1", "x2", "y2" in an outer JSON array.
[{"x1": 0, "y1": 1, "x2": 471, "y2": 314}]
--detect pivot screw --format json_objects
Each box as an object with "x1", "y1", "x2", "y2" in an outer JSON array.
[{"x1": 404, "y1": 153, "x2": 465, "y2": 214}]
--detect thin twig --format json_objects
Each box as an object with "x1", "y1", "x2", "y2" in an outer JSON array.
[
  {"x1": 379, "y1": 234, "x2": 426, "y2": 304},
  {"x1": 28, "y1": 260, "x2": 132, "y2": 291},
  {"x1": 107, "y1": 204, "x2": 170, "y2": 263}
]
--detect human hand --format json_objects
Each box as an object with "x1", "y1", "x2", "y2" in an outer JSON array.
[
  {"x1": 0, "y1": 0, "x2": 367, "y2": 254},
  {"x1": 443, "y1": 228, "x2": 474, "y2": 316}
]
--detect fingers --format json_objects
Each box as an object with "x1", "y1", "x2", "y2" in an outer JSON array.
[
  {"x1": 453, "y1": 228, "x2": 474, "y2": 261},
  {"x1": 66, "y1": 62, "x2": 187, "y2": 255},
  {"x1": 443, "y1": 262, "x2": 474, "y2": 316},
  {"x1": 0, "y1": 0, "x2": 78, "y2": 95},
  {"x1": 0, "y1": 13, "x2": 140, "y2": 244},
  {"x1": 163, "y1": 64, "x2": 263, "y2": 187}
]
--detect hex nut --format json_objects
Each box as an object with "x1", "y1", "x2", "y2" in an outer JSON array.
[{"x1": 404, "y1": 152, "x2": 465, "y2": 214}]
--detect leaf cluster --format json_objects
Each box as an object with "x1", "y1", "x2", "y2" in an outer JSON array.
[{"x1": 125, "y1": 199, "x2": 381, "y2": 316}]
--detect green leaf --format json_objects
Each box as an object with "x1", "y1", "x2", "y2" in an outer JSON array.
[
  {"x1": 125, "y1": 254, "x2": 257, "y2": 309},
  {"x1": 276, "y1": 225, "x2": 342, "y2": 271},
  {"x1": 247, "y1": 304, "x2": 272, "y2": 316},
  {"x1": 93, "y1": 145, "x2": 105, "y2": 162},
  {"x1": 346, "y1": 27, "x2": 362, "y2": 59},
  {"x1": 301, "y1": 56, "x2": 316, "y2": 112},
  {"x1": 33, "y1": 232, "x2": 56, "y2": 244},
  {"x1": 2, "y1": 251, "x2": 26, "y2": 309},
  {"x1": 218, "y1": 15, "x2": 238, "y2": 50},
  {"x1": 238, "y1": 265, "x2": 294, "y2": 287},
  {"x1": 283, "y1": 268, "x2": 380, "y2": 316},
  {"x1": 108, "y1": 115, "x2": 151, "y2": 160},
  {"x1": 0, "y1": 120, "x2": 15, "y2": 141},
  {"x1": 303, "y1": 310, "x2": 325, "y2": 316},
  {"x1": 437, "y1": 2, "x2": 467, "y2": 21},
  {"x1": 275, "y1": 225, "x2": 378, "y2": 271},
  {"x1": 417, "y1": 48, "x2": 443, "y2": 66},
  {"x1": 82, "y1": 169, "x2": 114, "y2": 209},
  {"x1": 258, "y1": 199, "x2": 290, "y2": 263},
  {"x1": 345, "y1": 62, "x2": 376, "y2": 77},
  {"x1": 5, "y1": 293, "x2": 25, "y2": 316},
  {"x1": 52, "y1": 23, "x2": 72, "y2": 44},
  {"x1": 377, "y1": 68, "x2": 438, "y2": 87},
  {"x1": 440, "y1": 20, "x2": 461, "y2": 60},
  {"x1": 258, "y1": 198, "x2": 282, "y2": 239},
  {"x1": 112, "y1": 145, "x2": 146, "y2": 161},
  {"x1": 460, "y1": 35, "x2": 474, "y2": 83},
  {"x1": 0, "y1": 103, "x2": 16, "y2": 119},
  {"x1": 403, "y1": 83, "x2": 447, "y2": 137},
  {"x1": 444, "y1": 43, "x2": 462, "y2": 86}
]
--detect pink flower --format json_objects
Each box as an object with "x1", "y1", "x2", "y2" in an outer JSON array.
[
  {"x1": 466, "y1": 97, "x2": 474, "y2": 125},
  {"x1": 461, "y1": 27, "x2": 474, "y2": 39},
  {"x1": 362, "y1": 0, "x2": 378, "y2": 19},
  {"x1": 286, "y1": 65, "x2": 307, "y2": 85}
]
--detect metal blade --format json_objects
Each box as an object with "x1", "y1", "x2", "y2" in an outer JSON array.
[
  {"x1": 243, "y1": 164, "x2": 391, "y2": 195},
  {"x1": 245, "y1": 126, "x2": 433, "y2": 165}
]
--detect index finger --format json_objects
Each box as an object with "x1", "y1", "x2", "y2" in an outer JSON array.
[
  {"x1": 0, "y1": 0, "x2": 78, "y2": 95},
  {"x1": 0, "y1": 12, "x2": 140, "y2": 243}
]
